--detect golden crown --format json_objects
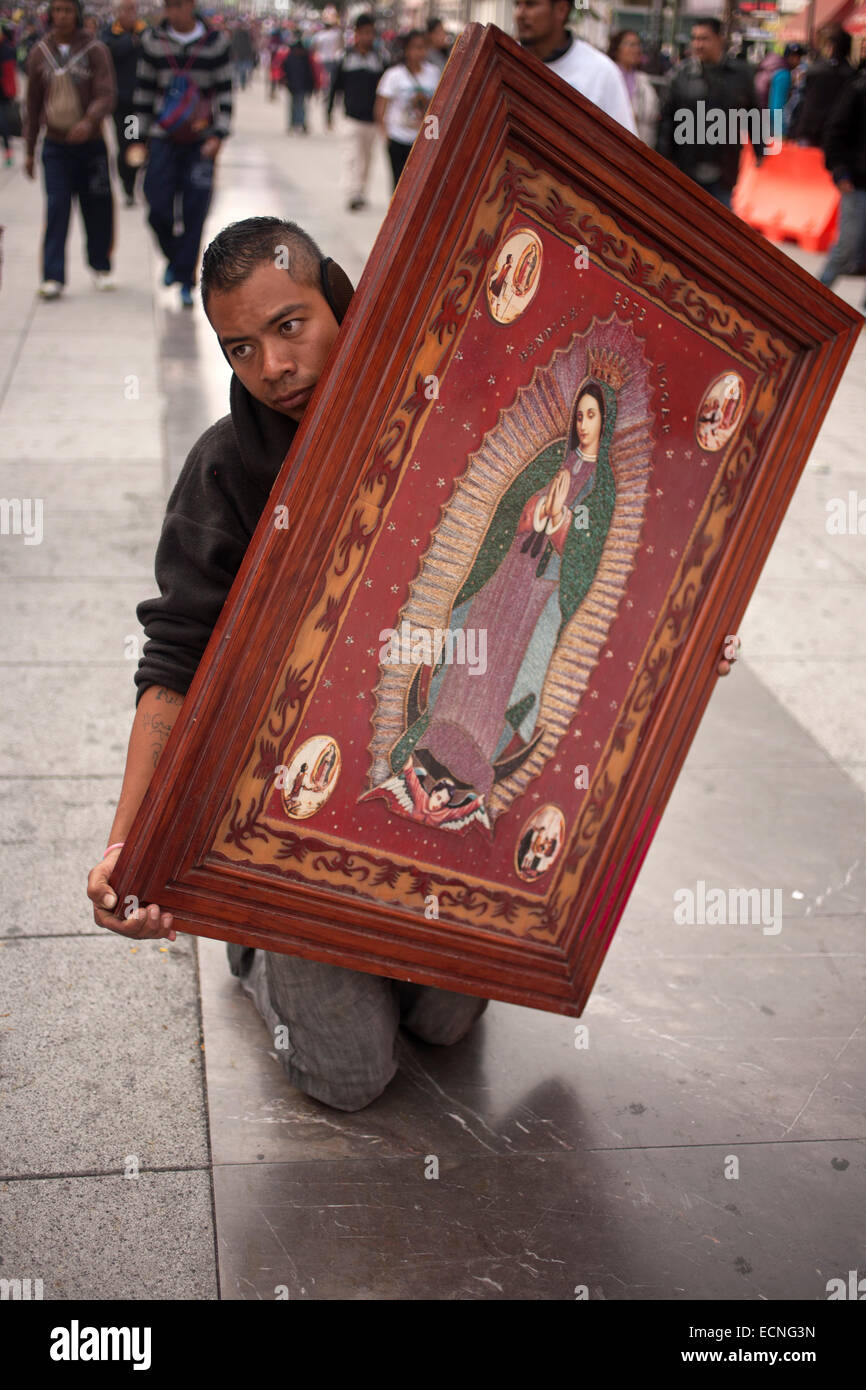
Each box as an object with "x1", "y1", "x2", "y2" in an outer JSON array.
[{"x1": 586, "y1": 347, "x2": 630, "y2": 392}]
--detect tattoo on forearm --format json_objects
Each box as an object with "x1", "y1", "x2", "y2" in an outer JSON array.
[
  {"x1": 155, "y1": 687, "x2": 184, "y2": 706},
  {"x1": 142, "y1": 712, "x2": 175, "y2": 769}
]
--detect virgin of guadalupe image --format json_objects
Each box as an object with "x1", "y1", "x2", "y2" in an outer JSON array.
[
  {"x1": 513, "y1": 242, "x2": 539, "y2": 296},
  {"x1": 364, "y1": 320, "x2": 653, "y2": 833},
  {"x1": 391, "y1": 367, "x2": 618, "y2": 803}
]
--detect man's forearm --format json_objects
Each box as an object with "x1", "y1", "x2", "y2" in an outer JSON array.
[{"x1": 106, "y1": 685, "x2": 184, "y2": 845}]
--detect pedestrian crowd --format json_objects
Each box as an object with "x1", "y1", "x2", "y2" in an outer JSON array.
[{"x1": 1, "y1": 0, "x2": 864, "y2": 313}]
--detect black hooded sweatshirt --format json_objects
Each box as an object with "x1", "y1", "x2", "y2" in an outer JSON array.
[{"x1": 134, "y1": 375, "x2": 303, "y2": 704}]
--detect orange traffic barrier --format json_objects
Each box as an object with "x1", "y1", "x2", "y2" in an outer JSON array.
[{"x1": 733, "y1": 142, "x2": 840, "y2": 252}]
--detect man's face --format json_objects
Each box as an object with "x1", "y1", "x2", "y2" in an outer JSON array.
[
  {"x1": 514, "y1": 0, "x2": 568, "y2": 49},
  {"x1": 164, "y1": 0, "x2": 195, "y2": 33},
  {"x1": 429, "y1": 22, "x2": 445, "y2": 49},
  {"x1": 208, "y1": 262, "x2": 340, "y2": 422},
  {"x1": 50, "y1": 0, "x2": 78, "y2": 38},
  {"x1": 118, "y1": 0, "x2": 137, "y2": 30},
  {"x1": 690, "y1": 25, "x2": 722, "y2": 64},
  {"x1": 355, "y1": 23, "x2": 373, "y2": 51}
]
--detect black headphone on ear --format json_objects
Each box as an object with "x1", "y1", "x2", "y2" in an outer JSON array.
[{"x1": 319, "y1": 256, "x2": 354, "y2": 327}]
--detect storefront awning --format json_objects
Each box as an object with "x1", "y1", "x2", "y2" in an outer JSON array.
[
  {"x1": 844, "y1": 0, "x2": 866, "y2": 30},
  {"x1": 778, "y1": 0, "x2": 855, "y2": 41}
]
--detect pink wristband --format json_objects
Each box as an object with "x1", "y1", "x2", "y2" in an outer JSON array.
[{"x1": 103, "y1": 841, "x2": 125, "y2": 858}]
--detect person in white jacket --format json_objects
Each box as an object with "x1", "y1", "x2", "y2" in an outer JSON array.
[{"x1": 514, "y1": 0, "x2": 637, "y2": 135}]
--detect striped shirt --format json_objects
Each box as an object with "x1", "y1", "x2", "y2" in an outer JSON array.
[{"x1": 133, "y1": 16, "x2": 232, "y2": 143}]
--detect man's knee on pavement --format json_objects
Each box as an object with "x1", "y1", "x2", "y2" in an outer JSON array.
[
  {"x1": 399, "y1": 986, "x2": 489, "y2": 1047},
  {"x1": 263, "y1": 950, "x2": 401, "y2": 1111}
]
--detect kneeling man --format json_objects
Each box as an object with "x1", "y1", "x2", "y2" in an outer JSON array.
[{"x1": 87, "y1": 217, "x2": 488, "y2": 1111}]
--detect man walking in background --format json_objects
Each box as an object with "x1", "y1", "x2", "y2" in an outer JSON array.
[
  {"x1": 282, "y1": 28, "x2": 314, "y2": 135},
  {"x1": 102, "y1": 0, "x2": 147, "y2": 207},
  {"x1": 24, "y1": 0, "x2": 117, "y2": 298},
  {"x1": 327, "y1": 13, "x2": 383, "y2": 211},
  {"x1": 130, "y1": 0, "x2": 232, "y2": 308},
  {"x1": 514, "y1": 0, "x2": 636, "y2": 133},
  {"x1": 818, "y1": 66, "x2": 866, "y2": 314},
  {"x1": 657, "y1": 17, "x2": 761, "y2": 209}
]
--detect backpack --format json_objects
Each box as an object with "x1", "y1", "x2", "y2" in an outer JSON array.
[
  {"x1": 39, "y1": 39, "x2": 97, "y2": 134},
  {"x1": 155, "y1": 32, "x2": 212, "y2": 143}
]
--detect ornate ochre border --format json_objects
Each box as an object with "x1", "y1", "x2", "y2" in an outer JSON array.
[{"x1": 210, "y1": 147, "x2": 795, "y2": 946}]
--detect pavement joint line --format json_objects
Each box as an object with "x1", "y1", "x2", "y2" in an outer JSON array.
[
  {"x1": 0, "y1": 1165, "x2": 212, "y2": 1183},
  {"x1": 0, "y1": 774, "x2": 122, "y2": 781},
  {"x1": 191, "y1": 942, "x2": 222, "y2": 1299},
  {"x1": 1, "y1": 1134, "x2": 864, "y2": 1188},
  {"x1": 0, "y1": 292, "x2": 39, "y2": 412}
]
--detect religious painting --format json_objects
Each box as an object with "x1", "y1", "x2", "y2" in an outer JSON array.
[
  {"x1": 111, "y1": 23, "x2": 860, "y2": 1016},
  {"x1": 486, "y1": 226, "x2": 543, "y2": 323},
  {"x1": 279, "y1": 735, "x2": 341, "y2": 820},
  {"x1": 515, "y1": 805, "x2": 565, "y2": 883},
  {"x1": 696, "y1": 371, "x2": 745, "y2": 452}
]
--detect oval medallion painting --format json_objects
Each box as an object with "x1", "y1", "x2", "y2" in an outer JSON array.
[
  {"x1": 696, "y1": 371, "x2": 745, "y2": 452},
  {"x1": 486, "y1": 227, "x2": 543, "y2": 324},
  {"x1": 280, "y1": 735, "x2": 341, "y2": 820},
  {"x1": 515, "y1": 804, "x2": 566, "y2": 883}
]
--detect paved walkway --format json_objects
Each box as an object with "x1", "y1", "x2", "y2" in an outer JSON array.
[{"x1": 1, "y1": 75, "x2": 864, "y2": 1300}]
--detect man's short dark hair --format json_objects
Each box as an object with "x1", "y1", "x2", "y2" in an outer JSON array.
[
  {"x1": 692, "y1": 17, "x2": 722, "y2": 36},
  {"x1": 200, "y1": 217, "x2": 323, "y2": 314},
  {"x1": 426, "y1": 16, "x2": 442, "y2": 33},
  {"x1": 354, "y1": 13, "x2": 375, "y2": 29}
]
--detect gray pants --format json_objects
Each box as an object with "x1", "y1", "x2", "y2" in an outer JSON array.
[{"x1": 227, "y1": 944, "x2": 489, "y2": 1111}]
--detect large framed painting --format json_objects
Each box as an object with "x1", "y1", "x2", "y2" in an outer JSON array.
[{"x1": 112, "y1": 24, "x2": 860, "y2": 1015}]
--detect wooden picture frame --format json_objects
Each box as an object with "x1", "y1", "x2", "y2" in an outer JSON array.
[{"x1": 112, "y1": 23, "x2": 860, "y2": 1016}]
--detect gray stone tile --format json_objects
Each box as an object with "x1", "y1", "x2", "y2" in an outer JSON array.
[
  {"x1": 0, "y1": 935, "x2": 208, "y2": 1175},
  {"x1": 741, "y1": 659, "x2": 866, "y2": 793},
  {"x1": 200, "y1": 904, "x2": 866, "y2": 1165},
  {"x1": 0, "y1": 1171, "x2": 216, "y2": 1299},
  {"x1": 0, "y1": 465, "x2": 163, "y2": 511},
  {"x1": 0, "y1": 331, "x2": 20, "y2": 396},
  {"x1": 0, "y1": 666, "x2": 139, "y2": 776},
  {"x1": 740, "y1": 584, "x2": 866, "y2": 660},
  {"x1": 1, "y1": 388, "x2": 164, "y2": 425},
  {"x1": 213, "y1": 1140, "x2": 865, "y2": 1299},
  {"x1": 756, "y1": 513, "x2": 858, "y2": 584},
  {"x1": 683, "y1": 660, "x2": 833, "y2": 768},
  {"x1": 0, "y1": 771, "x2": 127, "y2": 941},
  {"x1": 0, "y1": 507, "x2": 162, "y2": 578},
  {"x1": 0, "y1": 421, "x2": 163, "y2": 461},
  {"x1": 631, "y1": 758, "x2": 866, "y2": 923},
  {"x1": 0, "y1": 579, "x2": 146, "y2": 661}
]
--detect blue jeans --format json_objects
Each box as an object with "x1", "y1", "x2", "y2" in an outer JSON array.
[
  {"x1": 289, "y1": 91, "x2": 307, "y2": 130},
  {"x1": 41, "y1": 138, "x2": 113, "y2": 284},
  {"x1": 820, "y1": 189, "x2": 866, "y2": 299},
  {"x1": 143, "y1": 138, "x2": 215, "y2": 288}
]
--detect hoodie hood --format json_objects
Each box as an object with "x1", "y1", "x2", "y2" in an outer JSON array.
[
  {"x1": 227, "y1": 256, "x2": 355, "y2": 494},
  {"x1": 229, "y1": 373, "x2": 300, "y2": 494}
]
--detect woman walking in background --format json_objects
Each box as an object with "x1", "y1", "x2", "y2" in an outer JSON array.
[
  {"x1": 375, "y1": 29, "x2": 438, "y2": 190},
  {"x1": 609, "y1": 29, "x2": 658, "y2": 146}
]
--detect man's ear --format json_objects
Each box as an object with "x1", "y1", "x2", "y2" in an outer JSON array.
[{"x1": 320, "y1": 258, "x2": 355, "y2": 325}]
